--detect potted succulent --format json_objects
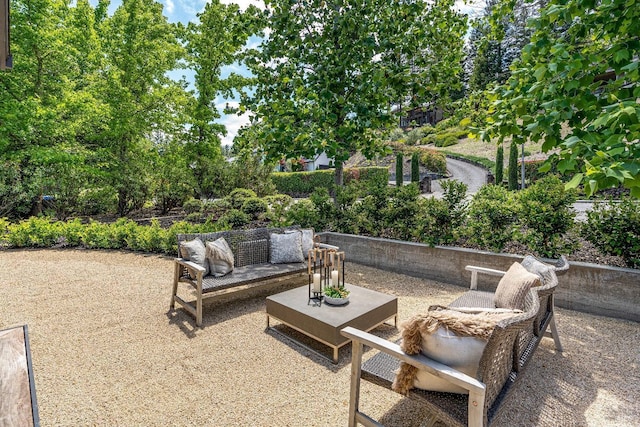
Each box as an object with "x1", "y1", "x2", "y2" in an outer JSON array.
[{"x1": 323, "y1": 286, "x2": 350, "y2": 305}]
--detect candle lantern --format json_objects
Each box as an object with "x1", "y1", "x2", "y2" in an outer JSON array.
[{"x1": 307, "y1": 247, "x2": 347, "y2": 302}]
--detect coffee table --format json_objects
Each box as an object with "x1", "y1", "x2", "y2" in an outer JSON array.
[{"x1": 266, "y1": 284, "x2": 397, "y2": 363}]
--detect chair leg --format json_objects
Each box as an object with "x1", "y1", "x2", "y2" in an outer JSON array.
[
  {"x1": 348, "y1": 341, "x2": 364, "y2": 427},
  {"x1": 548, "y1": 314, "x2": 563, "y2": 352},
  {"x1": 170, "y1": 263, "x2": 180, "y2": 310}
]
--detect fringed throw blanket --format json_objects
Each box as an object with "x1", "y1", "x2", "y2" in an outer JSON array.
[{"x1": 392, "y1": 306, "x2": 517, "y2": 394}]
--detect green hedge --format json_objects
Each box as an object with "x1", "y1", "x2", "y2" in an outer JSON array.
[{"x1": 271, "y1": 167, "x2": 388, "y2": 196}]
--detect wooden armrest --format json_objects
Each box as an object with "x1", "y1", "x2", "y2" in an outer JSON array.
[
  {"x1": 465, "y1": 265, "x2": 506, "y2": 290},
  {"x1": 174, "y1": 258, "x2": 206, "y2": 274},
  {"x1": 341, "y1": 327, "x2": 486, "y2": 394},
  {"x1": 315, "y1": 242, "x2": 339, "y2": 250}
]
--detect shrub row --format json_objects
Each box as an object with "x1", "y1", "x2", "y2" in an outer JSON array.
[
  {"x1": 3, "y1": 177, "x2": 638, "y2": 268},
  {"x1": 2, "y1": 217, "x2": 216, "y2": 255},
  {"x1": 271, "y1": 167, "x2": 388, "y2": 197}
]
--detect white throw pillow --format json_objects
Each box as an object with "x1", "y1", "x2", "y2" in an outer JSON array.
[
  {"x1": 301, "y1": 229, "x2": 315, "y2": 257},
  {"x1": 413, "y1": 327, "x2": 487, "y2": 394},
  {"x1": 270, "y1": 232, "x2": 304, "y2": 264},
  {"x1": 179, "y1": 238, "x2": 209, "y2": 278},
  {"x1": 205, "y1": 237, "x2": 234, "y2": 277}
]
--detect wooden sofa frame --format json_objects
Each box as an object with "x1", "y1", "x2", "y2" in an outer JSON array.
[
  {"x1": 170, "y1": 227, "x2": 336, "y2": 326},
  {"x1": 341, "y1": 256, "x2": 569, "y2": 427}
]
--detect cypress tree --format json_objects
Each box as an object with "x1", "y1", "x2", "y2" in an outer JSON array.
[
  {"x1": 396, "y1": 153, "x2": 404, "y2": 187},
  {"x1": 508, "y1": 141, "x2": 518, "y2": 190},
  {"x1": 411, "y1": 152, "x2": 420, "y2": 183},
  {"x1": 495, "y1": 144, "x2": 504, "y2": 185}
]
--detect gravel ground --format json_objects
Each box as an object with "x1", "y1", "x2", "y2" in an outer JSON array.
[{"x1": 1, "y1": 249, "x2": 638, "y2": 426}]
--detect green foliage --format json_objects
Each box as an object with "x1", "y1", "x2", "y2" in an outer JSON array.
[
  {"x1": 271, "y1": 170, "x2": 335, "y2": 197},
  {"x1": 226, "y1": 188, "x2": 258, "y2": 209},
  {"x1": 483, "y1": 0, "x2": 640, "y2": 198},
  {"x1": 417, "y1": 149, "x2": 447, "y2": 174},
  {"x1": 495, "y1": 144, "x2": 504, "y2": 185},
  {"x1": 241, "y1": 197, "x2": 268, "y2": 219},
  {"x1": 508, "y1": 141, "x2": 519, "y2": 191},
  {"x1": 246, "y1": 0, "x2": 467, "y2": 186},
  {"x1": 422, "y1": 126, "x2": 468, "y2": 147},
  {"x1": 396, "y1": 154, "x2": 404, "y2": 187},
  {"x1": 6, "y1": 217, "x2": 63, "y2": 248},
  {"x1": 388, "y1": 128, "x2": 406, "y2": 142},
  {"x1": 284, "y1": 199, "x2": 320, "y2": 229},
  {"x1": 271, "y1": 167, "x2": 388, "y2": 197},
  {"x1": 515, "y1": 176, "x2": 577, "y2": 257},
  {"x1": 581, "y1": 197, "x2": 640, "y2": 268},
  {"x1": 411, "y1": 153, "x2": 420, "y2": 183},
  {"x1": 462, "y1": 185, "x2": 518, "y2": 251},
  {"x1": 265, "y1": 194, "x2": 293, "y2": 227},
  {"x1": 406, "y1": 128, "x2": 426, "y2": 146},
  {"x1": 217, "y1": 209, "x2": 250, "y2": 229},
  {"x1": 183, "y1": 198, "x2": 204, "y2": 214}
]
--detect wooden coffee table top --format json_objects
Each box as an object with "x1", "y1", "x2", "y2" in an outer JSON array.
[{"x1": 266, "y1": 284, "x2": 397, "y2": 362}]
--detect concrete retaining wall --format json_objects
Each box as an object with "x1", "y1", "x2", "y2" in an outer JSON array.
[{"x1": 320, "y1": 232, "x2": 640, "y2": 322}]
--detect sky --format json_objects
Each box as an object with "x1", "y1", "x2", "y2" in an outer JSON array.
[{"x1": 97, "y1": 0, "x2": 484, "y2": 146}]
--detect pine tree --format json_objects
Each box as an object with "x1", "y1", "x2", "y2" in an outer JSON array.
[
  {"x1": 495, "y1": 144, "x2": 504, "y2": 185},
  {"x1": 508, "y1": 141, "x2": 519, "y2": 191}
]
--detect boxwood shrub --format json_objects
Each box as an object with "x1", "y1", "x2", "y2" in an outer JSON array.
[{"x1": 271, "y1": 167, "x2": 388, "y2": 197}]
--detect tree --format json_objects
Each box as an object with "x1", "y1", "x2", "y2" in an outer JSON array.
[
  {"x1": 483, "y1": 0, "x2": 640, "y2": 197},
  {"x1": 508, "y1": 141, "x2": 518, "y2": 190},
  {"x1": 396, "y1": 153, "x2": 404, "y2": 187},
  {"x1": 411, "y1": 152, "x2": 420, "y2": 184},
  {"x1": 0, "y1": 0, "x2": 101, "y2": 218},
  {"x1": 98, "y1": 0, "x2": 185, "y2": 215},
  {"x1": 495, "y1": 143, "x2": 504, "y2": 185},
  {"x1": 245, "y1": 0, "x2": 467, "y2": 187},
  {"x1": 183, "y1": 0, "x2": 263, "y2": 198}
]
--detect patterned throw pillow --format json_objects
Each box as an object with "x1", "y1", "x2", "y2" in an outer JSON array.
[
  {"x1": 494, "y1": 262, "x2": 540, "y2": 310},
  {"x1": 205, "y1": 237, "x2": 235, "y2": 277},
  {"x1": 521, "y1": 255, "x2": 554, "y2": 285},
  {"x1": 269, "y1": 232, "x2": 304, "y2": 264},
  {"x1": 179, "y1": 238, "x2": 209, "y2": 278}
]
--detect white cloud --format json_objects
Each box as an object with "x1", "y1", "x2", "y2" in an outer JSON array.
[
  {"x1": 220, "y1": 112, "x2": 251, "y2": 146},
  {"x1": 164, "y1": 0, "x2": 175, "y2": 14}
]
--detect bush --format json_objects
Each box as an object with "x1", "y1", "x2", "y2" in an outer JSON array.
[
  {"x1": 227, "y1": 188, "x2": 258, "y2": 209},
  {"x1": 77, "y1": 187, "x2": 118, "y2": 216},
  {"x1": 462, "y1": 185, "x2": 518, "y2": 251},
  {"x1": 218, "y1": 209, "x2": 250, "y2": 229},
  {"x1": 182, "y1": 197, "x2": 204, "y2": 214},
  {"x1": 272, "y1": 167, "x2": 388, "y2": 197},
  {"x1": 405, "y1": 128, "x2": 426, "y2": 145},
  {"x1": 285, "y1": 199, "x2": 320, "y2": 229},
  {"x1": 515, "y1": 176, "x2": 577, "y2": 257},
  {"x1": 241, "y1": 197, "x2": 268, "y2": 218},
  {"x1": 388, "y1": 127, "x2": 406, "y2": 142},
  {"x1": 271, "y1": 170, "x2": 335, "y2": 197},
  {"x1": 6, "y1": 217, "x2": 63, "y2": 247},
  {"x1": 418, "y1": 149, "x2": 447, "y2": 174},
  {"x1": 581, "y1": 197, "x2": 640, "y2": 268}
]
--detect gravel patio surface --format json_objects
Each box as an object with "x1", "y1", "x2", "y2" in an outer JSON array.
[{"x1": 0, "y1": 249, "x2": 638, "y2": 426}]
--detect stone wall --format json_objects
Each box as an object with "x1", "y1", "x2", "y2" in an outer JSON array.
[{"x1": 319, "y1": 232, "x2": 640, "y2": 322}]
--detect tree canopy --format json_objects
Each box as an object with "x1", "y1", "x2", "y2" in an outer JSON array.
[
  {"x1": 481, "y1": 0, "x2": 640, "y2": 197},
  {"x1": 244, "y1": 0, "x2": 467, "y2": 185}
]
